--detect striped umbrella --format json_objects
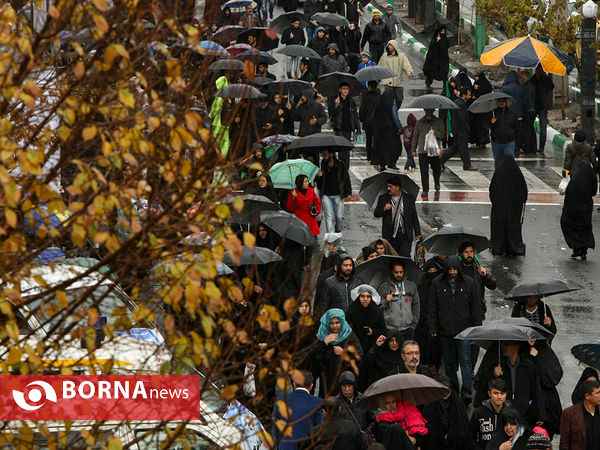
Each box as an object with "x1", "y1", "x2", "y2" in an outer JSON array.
[
  {"x1": 226, "y1": 43, "x2": 254, "y2": 56},
  {"x1": 198, "y1": 41, "x2": 228, "y2": 56},
  {"x1": 223, "y1": 0, "x2": 257, "y2": 14},
  {"x1": 480, "y1": 35, "x2": 575, "y2": 75}
]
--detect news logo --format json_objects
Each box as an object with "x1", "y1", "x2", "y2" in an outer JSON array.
[{"x1": 12, "y1": 380, "x2": 58, "y2": 411}]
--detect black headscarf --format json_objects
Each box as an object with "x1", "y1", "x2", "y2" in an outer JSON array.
[
  {"x1": 359, "y1": 329, "x2": 405, "y2": 391},
  {"x1": 490, "y1": 155, "x2": 528, "y2": 208},
  {"x1": 474, "y1": 71, "x2": 493, "y2": 97},
  {"x1": 249, "y1": 173, "x2": 278, "y2": 203},
  {"x1": 455, "y1": 69, "x2": 472, "y2": 91},
  {"x1": 561, "y1": 161, "x2": 597, "y2": 250},
  {"x1": 295, "y1": 174, "x2": 307, "y2": 195},
  {"x1": 571, "y1": 367, "x2": 600, "y2": 404},
  {"x1": 255, "y1": 222, "x2": 281, "y2": 250}
]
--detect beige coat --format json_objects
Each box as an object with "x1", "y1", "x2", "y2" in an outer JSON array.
[{"x1": 378, "y1": 39, "x2": 413, "y2": 88}]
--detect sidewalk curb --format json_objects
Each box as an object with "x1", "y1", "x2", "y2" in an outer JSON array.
[{"x1": 391, "y1": 24, "x2": 572, "y2": 154}]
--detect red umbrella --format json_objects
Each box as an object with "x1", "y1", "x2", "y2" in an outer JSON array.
[{"x1": 226, "y1": 43, "x2": 254, "y2": 56}]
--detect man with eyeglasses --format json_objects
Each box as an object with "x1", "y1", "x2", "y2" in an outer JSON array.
[{"x1": 397, "y1": 340, "x2": 435, "y2": 377}]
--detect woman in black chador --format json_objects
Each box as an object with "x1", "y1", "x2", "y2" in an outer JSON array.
[
  {"x1": 489, "y1": 155, "x2": 527, "y2": 256},
  {"x1": 423, "y1": 24, "x2": 450, "y2": 88},
  {"x1": 561, "y1": 160, "x2": 597, "y2": 260}
]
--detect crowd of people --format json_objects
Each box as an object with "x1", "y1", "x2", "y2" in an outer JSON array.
[{"x1": 203, "y1": 2, "x2": 600, "y2": 449}]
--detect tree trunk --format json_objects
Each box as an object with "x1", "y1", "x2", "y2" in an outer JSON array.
[
  {"x1": 408, "y1": 0, "x2": 417, "y2": 18},
  {"x1": 420, "y1": 0, "x2": 437, "y2": 28},
  {"x1": 447, "y1": 0, "x2": 460, "y2": 24}
]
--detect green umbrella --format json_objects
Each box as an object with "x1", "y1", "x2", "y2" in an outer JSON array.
[{"x1": 268, "y1": 158, "x2": 319, "y2": 189}]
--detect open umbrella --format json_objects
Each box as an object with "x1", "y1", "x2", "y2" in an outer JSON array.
[
  {"x1": 268, "y1": 158, "x2": 319, "y2": 189},
  {"x1": 226, "y1": 43, "x2": 254, "y2": 56},
  {"x1": 422, "y1": 225, "x2": 489, "y2": 255},
  {"x1": 198, "y1": 41, "x2": 229, "y2": 56},
  {"x1": 224, "y1": 194, "x2": 280, "y2": 225},
  {"x1": 268, "y1": 79, "x2": 313, "y2": 97},
  {"x1": 311, "y1": 12, "x2": 350, "y2": 28},
  {"x1": 270, "y1": 12, "x2": 310, "y2": 34},
  {"x1": 223, "y1": 0, "x2": 257, "y2": 14},
  {"x1": 358, "y1": 170, "x2": 420, "y2": 206},
  {"x1": 236, "y1": 49, "x2": 278, "y2": 65},
  {"x1": 217, "y1": 83, "x2": 262, "y2": 99},
  {"x1": 354, "y1": 66, "x2": 397, "y2": 82},
  {"x1": 237, "y1": 28, "x2": 279, "y2": 52},
  {"x1": 356, "y1": 374, "x2": 448, "y2": 410},
  {"x1": 276, "y1": 45, "x2": 322, "y2": 59},
  {"x1": 315, "y1": 72, "x2": 363, "y2": 97},
  {"x1": 223, "y1": 245, "x2": 283, "y2": 266},
  {"x1": 496, "y1": 317, "x2": 555, "y2": 341},
  {"x1": 287, "y1": 132, "x2": 354, "y2": 152},
  {"x1": 354, "y1": 255, "x2": 423, "y2": 287},
  {"x1": 572, "y1": 341, "x2": 600, "y2": 371},
  {"x1": 208, "y1": 58, "x2": 245, "y2": 72},
  {"x1": 480, "y1": 35, "x2": 575, "y2": 75},
  {"x1": 406, "y1": 94, "x2": 459, "y2": 110},
  {"x1": 505, "y1": 278, "x2": 583, "y2": 299},
  {"x1": 467, "y1": 92, "x2": 515, "y2": 114},
  {"x1": 260, "y1": 210, "x2": 316, "y2": 246},
  {"x1": 262, "y1": 135, "x2": 297, "y2": 147},
  {"x1": 212, "y1": 25, "x2": 246, "y2": 45},
  {"x1": 253, "y1": 77, "x2": 274, "y2": 87},
  {"x1": 23, "y1": 205, "x2": 72, "y2": 235}
]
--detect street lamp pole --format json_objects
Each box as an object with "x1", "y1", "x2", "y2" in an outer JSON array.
[{"x1": 581, "y1": 0, "x2": 597, "y2": 144}]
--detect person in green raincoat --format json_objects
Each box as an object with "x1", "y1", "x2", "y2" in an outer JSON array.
[{"x1": 209, "y1": 75, "x2": 230, "y2": 156}]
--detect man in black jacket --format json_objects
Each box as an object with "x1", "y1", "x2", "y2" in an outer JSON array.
[
  {"x1": 251, "y1": 95, "x2": 276, "y2": 143},
  {"x1": 359, "y1": 80, "x2": 380, "y2": 163},
  {"x1": 307, "y1": 26, "x2": 329, "y2": 77},
  {"x1": 315, "y1": 254, "x2": 364, "y2": 317},
  {"x1": 531, "y1": 63, "x2": 554, "y2": 154},
  {"x1": 490, "y1": 97, "x2": 518, "y2": 168},
  {"x1": 297, "y1": 58, "x2": 315, "y2": 83},
  {"x1": 316, "y1": 149, "x2": 351, "y2": 233},
  {"x1": 428, "y1": 256, "x2": 481, "y2": 402},
  {"x1": 282, "y1": 17, "x2": 306, "y2": 78},
  {"x1": 440, "y1": 87, "x2": 476, "y2": 171},
  {"x1": 360, "y1": 9, "x2": 390, "y2": 63},
  {"x1": 374, "y1": 175, "x2": 421, "y2": 257},
  {"x1": 469, "y1": 377, "x2": 512, "y2": 449},
  {"x1": 294, "y1": 89, "x2": 328, "y2": 136}
]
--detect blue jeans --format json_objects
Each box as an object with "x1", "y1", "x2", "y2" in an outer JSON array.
[
  {"x1": 306, "y1": 24, "x2": 317, "y2": 41},
  {"x1": 536, "y1": 108, "x2": 548, "y2": 150},
  {"x1": 491, "y1": 140, "x2": 515, "y2": 168},
  {"x1": 439, "y1": 336, "x2": 472, "y2": 394},
  {"x1": 321, "y1": 194, "x2": 344, "y2": 233}
]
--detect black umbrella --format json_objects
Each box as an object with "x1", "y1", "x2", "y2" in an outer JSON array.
[
  {"x1": 253, "y1": 77, "x2": 274, "y2": 87},
  {"x1": 496, "y1": 317, "x2": 555, "y2": 341},
  {"x1": 208, "y1": 58, "x2": 245, "y2": 72},
  {"x1": 268, "y1": 79, "x2": 313, "y2": 96},
  {"x1": 236, "y1": 49, "x2": 278, "y2": 65},
  {"x1": 270, "y1": 12, "x2": 310, "y2": 34},
  {"x1": 212, "y1": 25, "x2": 246, "y2": 45},
  {"x1": 421, "y1": 225, "x2": 489, "y2": 255},
  {"x1": 276, "y1": 45, "x2": 322, "y2": 59},
  {"x1": 356, "y1": 373, "x2": 448, "y2": 410},
  {"x1": 358, "y1": 170, "x2": 420, "y2": 206},
  {"x1": 406, "y1": 94, "x2": 459, "y2": 110},
  {"x1": 287, "y1": 132, "x2": 354, "y2": 152},
  {"x1": 354, "y1": 65, "x2": 397, "y2": 82},
  {"x1": 468, "y1": 92, "x2": 515, "y2": 114},
  {"x1": 217, "y1": 83, "x2": 262, "y2": 99},
  {"x1": 572, "y1": 342, "x2": 600, "y2": 371},
  {"x1": 223, "y1": 245, "x2": 283, "y2": 266},
  {"x1": 354, "y1": 255, "x2": 423, "y2": 287},
  {"x1": 315, "y1": 72, "x2": 363, "y2": 97},
  {"x1": 259, "y1": 210, "x2": 316, "y2": 246},
  {"x1": 225, "y1": 194, "x2": 281, "y2": 225},
  {"x1": 505, "y1": 278, "x2": 583, "y2": 300},
  {"x1": 238, "y1": 27, "x2": 280, "y2": 52},
  {"x1": 311, "y1": 12, "x2": 350, "y2": 28}
]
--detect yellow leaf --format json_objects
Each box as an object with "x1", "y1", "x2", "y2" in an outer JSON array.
[
  {"x1": 56, "y1": 291, "x2": 68, "y2": 308},
  {"x1": 87, "y1": 307, "x2": 99, "y2": 326},
  {"x1": 185, "y1": 112, "x2": 199, "y2": 132},
  {"x1": 48, "y1": 5, "x2": 60, "y2": 19},
  {"x1": 119, "y1": 90, "x2": 135, "y2": 108},
  {"x1": 169, "y1": 130, "x2": 182, "y2": 152},
  {"x1": 148, "y1": 116, "x2": 160, "y2": 131},
  {"x1": 276, "y1": 400, "x2": 292, "y2": 420},
  {"x1": 94, "y1": 0, "x2": 109, "y2": 12},
  {"x1": 74, "y1": 61, "x2": 85, "y2": 79},
  {"x1": 232, "y1": 197, "x2": 244, "y2": 212},
  {"x1": 71, "y1": 223, "x2": 86, "y2": 248},
  {"x1": 275, "y1": 420, "x2": 293, "y2": 437},
  {"x1": 220, "y1": 385, "x2": 238, "y2": 400},
  {"x1": 215, "y1": 204, "x2": 230, "y2": 219},
  {"x1": 5, "y1": 209, "x2": 17, "y2": 228},
  {"x1": 5, "y1": 321, "x2": 19, "y2": 341},
  {"x1": 243, "y1": 232, "x2": 255, "y2": 248},
  {"x1": 94, "y1": 14, "x2": 109, "y2": 33},
  {"x1": 6, "y1": 347, "x2": 24, "y2": 365},
  {"x1": 82, "y1": 126, "x2": 97, "y2": 141}
]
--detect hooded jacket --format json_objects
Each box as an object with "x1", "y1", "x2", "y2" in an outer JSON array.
[
  {"x1": 564, "y1": 140, "x2": 599, "y2": 175},
  {"x1": 308, "y1": 32, "x2": 330, "y2": 57},
  {"x1": 379, "y1": 40, "x2": 413, "y2": 87},
  {"x1": 294, "y1": 91, "x2": 328, "y2": 136},
  {"x1": 319, "y1": 43, "x2": 348, "y2": 76},
  {"x1": 315, "y1": 255, "x2": 365, "y2": 316},
  {"x1": 377, "y1": 275, "x2": 420, "y2": 331},
  {"x1": 428, "y1": 256, "x2": 482, "y2": 337},
  {"x1": 361, "y1": 18, "x2": 391, "y2": 47},
  {"x1": 335, "y1": 371, "x2": 373, "y2": 430},
  {"x1": 399, "y1": 113, "x2": 417, "y2": 149},
  {"x1": 501, "y1": 71, "x2": 526, "y2": 118},
  {"x1": 469, "y1": 399, "x2": 513, "y2": 449}
]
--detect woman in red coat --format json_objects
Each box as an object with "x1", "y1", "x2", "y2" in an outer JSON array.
[{"x1": 287, "y1": 174, "x2": 322, "y2": 236}]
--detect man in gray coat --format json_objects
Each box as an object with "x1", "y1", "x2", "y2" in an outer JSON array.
[
  {"x1": 319, "y1": 43, "x2": 348, "y2": 76},
  {"x1": 315, "y1": 254, "x2": 364, "y2": 317},
  {"x1": 412, "y1": 109, "x2": 445, "y2": 199},
  {"x1": 376, "y1": 261, "x2": 420, "y2": 341}
]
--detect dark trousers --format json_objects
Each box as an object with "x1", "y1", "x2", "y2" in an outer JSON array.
[
  {"x1": 365, "y1": 128, "x2": 375, "y2": 161},
  {"x1": 441, "y1": 135, "x2": 471, "y2": 169},
  {"x1": 335, "y1": 129, "x2": 351, "y2": 170},
  {"x1": 418, "y1": 153, "x2": 441, "y2": 193},
  {"x1": 389, "y1": 233, "x2": 412, "y2": 257},
  {"x1": 522, "y1": 110, "x2": 537, "y2": 154},
  {"x1": 536, "y1": 108, "x2": 548, "y2": 151},
  {"x1": 370, "y1": 43, "x2": 385, "y2": 63}
]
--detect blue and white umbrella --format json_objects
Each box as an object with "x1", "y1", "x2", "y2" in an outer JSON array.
[{"x1": 223, "y1": 0, "x2": 257, "y2": 14}]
